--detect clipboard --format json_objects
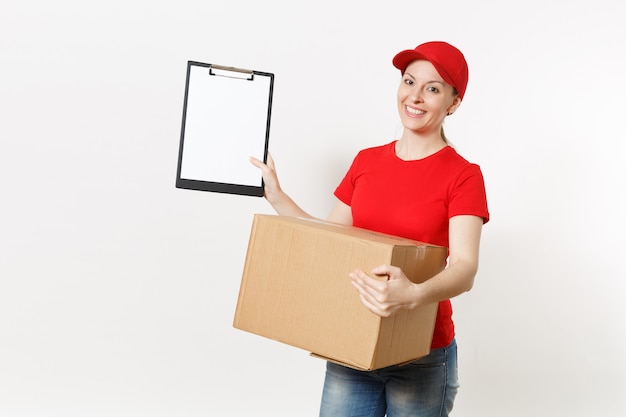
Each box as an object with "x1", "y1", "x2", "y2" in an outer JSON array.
[{"x1": 176, "y1": 61, "x2": 274, "y2": 197}]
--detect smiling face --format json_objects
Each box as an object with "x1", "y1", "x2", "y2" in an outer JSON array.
[{"x1": 397, "y1": 60, "x2": 461, "y2": 138}]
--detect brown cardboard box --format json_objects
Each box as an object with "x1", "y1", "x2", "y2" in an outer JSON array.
[{"x1": 233, "y1": 214, "x2": 448, "y2": 370}]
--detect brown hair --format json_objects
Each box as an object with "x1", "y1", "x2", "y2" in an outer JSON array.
[
  {"x1": 441, "y1": 87, "x2": 459, "y2": 144},
  {"x1": 441, "y1": 127, "x2": 449, "y2": 144}
]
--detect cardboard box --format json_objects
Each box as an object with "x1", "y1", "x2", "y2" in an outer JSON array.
[{"x1": 233, "y1": 214, "x2": 448, "y2": 370}]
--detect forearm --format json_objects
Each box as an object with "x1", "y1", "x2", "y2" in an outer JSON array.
[
  {"x1": 410, "y1": 214, "x2": 483, "y2": 307},
  {"x1": 350, "y1": 257, "x2": 477, "y2": 317},
  {"x1": 250, "y1": 154, "x2": 316, "y2": 219},
  {"x1": 266, "y1": 189, "x2": 314, "y2": 219},
  {"x1": 350, "y1": 215, "x2": 483, "y2": 317},
  {"x1": 410, "y1": 258, "x2": 477, "y2": 307}
]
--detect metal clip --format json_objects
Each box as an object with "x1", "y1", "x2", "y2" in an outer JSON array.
[{"x1": 209, "y1": 64, "x2": 254, "y2": 81}]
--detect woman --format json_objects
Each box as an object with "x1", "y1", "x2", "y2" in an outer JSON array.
[{"x1": 251, "y1": 41, "x2": 489, "y2": 417}]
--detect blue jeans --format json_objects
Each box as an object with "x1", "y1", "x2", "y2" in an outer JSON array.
[{"x1": 319, "y1": 339, "x2": 459, "y2": 417}]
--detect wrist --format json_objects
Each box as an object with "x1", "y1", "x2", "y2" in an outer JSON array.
[
  {"x1": 408, "y1": 282, "x2": 426, "y2": 309},
  {"x1": 265, "y1": 187, "x2": 285, "y2": 206}
]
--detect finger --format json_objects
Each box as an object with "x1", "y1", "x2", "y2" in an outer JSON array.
[
  {"x1": 351, "y1": 281, "x2": 392, "y2": 318},
  {"x1": 249, "y1": 156, "x2": 264, "y2": 168},
  {"x1": 358, "y1": 293, "x2": 386, "y2": 317},
  {"x1": 350, "y1": 270, "x2": 385, "y2": 297},
  {"x1": 350, "y1": 278, "x2": 380, "y2": 308},
  {"x1": 371, "y1": 264, "x2": 401, "y2": 280}
]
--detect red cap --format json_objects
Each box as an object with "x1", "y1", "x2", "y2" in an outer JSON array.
[{"x1": 392, "y1": 41, "x2": 469, "y2": 99}]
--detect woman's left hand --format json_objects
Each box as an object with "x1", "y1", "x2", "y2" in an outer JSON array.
[{"x1": 349, "y1": 265, "x2": 421, "y2": 317}]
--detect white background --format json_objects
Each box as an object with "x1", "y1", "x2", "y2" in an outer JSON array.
[{"x1": 1, "y1": 1, "x2": 624, "y2": 416}]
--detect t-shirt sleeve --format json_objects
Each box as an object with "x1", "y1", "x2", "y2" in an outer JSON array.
[
  {"x1": 333, "y1": 153, "x2": 361, "y2": 206},
  {"x1": 449, "y1": 164, "x2": 490, "y2": 223}
]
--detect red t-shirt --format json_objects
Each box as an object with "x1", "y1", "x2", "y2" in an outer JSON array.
[{"x1": 334, "y1": 142, "x2": 489, "y2": 348}]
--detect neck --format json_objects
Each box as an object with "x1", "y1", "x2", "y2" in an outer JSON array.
[{"x1": 395, "y1": 131, "x2": 447, "y2": 161}]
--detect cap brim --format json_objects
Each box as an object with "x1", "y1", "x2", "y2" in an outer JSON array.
[
  {"x1": 392, "y1": 50, "x2": 456, "y2": 95},
  {"x1": 392, "y1": 50, "x2": 428, "y2": 72}
]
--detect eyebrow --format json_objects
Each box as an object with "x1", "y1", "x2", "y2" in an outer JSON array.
[{"x1": 404, "y1": 72, "x2": 445, "y2": 85}]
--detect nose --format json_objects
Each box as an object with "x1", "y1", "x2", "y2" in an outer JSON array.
[{"x1": 408, "y1": 87, "x2": 423, "y2": 103}]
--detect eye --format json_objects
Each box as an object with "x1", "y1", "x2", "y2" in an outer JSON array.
[
  {"x1": 403, "y1": 77, "x2": 414, "y2": 85},
  {"x1": 426, "y1": 86, "x2": 439, "y2": 93}
]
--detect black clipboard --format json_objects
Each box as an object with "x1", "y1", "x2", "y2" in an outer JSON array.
[{"x1": 176, "y1": 61, "x2": 274, "y2": 197}]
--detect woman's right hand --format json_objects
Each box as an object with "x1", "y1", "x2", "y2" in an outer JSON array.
[
  {"x1": 249, "y1": 153, "x2": 310, "y2": 218},
  {"x1": 249, "y1": 153, "x2": 282, "y2": 203}
]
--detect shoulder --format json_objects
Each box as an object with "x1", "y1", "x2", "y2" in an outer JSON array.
[
  {"x1": 433, "y1": 147, "x2": 487, "y2": 193},
  {"x1": 441, "y1": 146, "x2": 483, "y2": 174}
]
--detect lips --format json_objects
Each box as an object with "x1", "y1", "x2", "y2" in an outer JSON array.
[{"x1": 405, "y1": 106, "x2": 425, "y2": 116}]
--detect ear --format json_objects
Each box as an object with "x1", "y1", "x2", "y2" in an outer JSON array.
[{"x1": 447, "y1": 96, "x2": 462, "y2": 116}]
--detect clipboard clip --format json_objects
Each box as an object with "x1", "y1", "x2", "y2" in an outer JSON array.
[{"x1": 209, "y1": 64, "x2": 254, "y2": 81}]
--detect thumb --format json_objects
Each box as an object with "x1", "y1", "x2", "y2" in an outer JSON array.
[
  {"x1": 371, "y1": 264, "x2": 404, "y2": 280},
  {"x1": 371, "y1": 264, "x2": 392, "y2": 280}
]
